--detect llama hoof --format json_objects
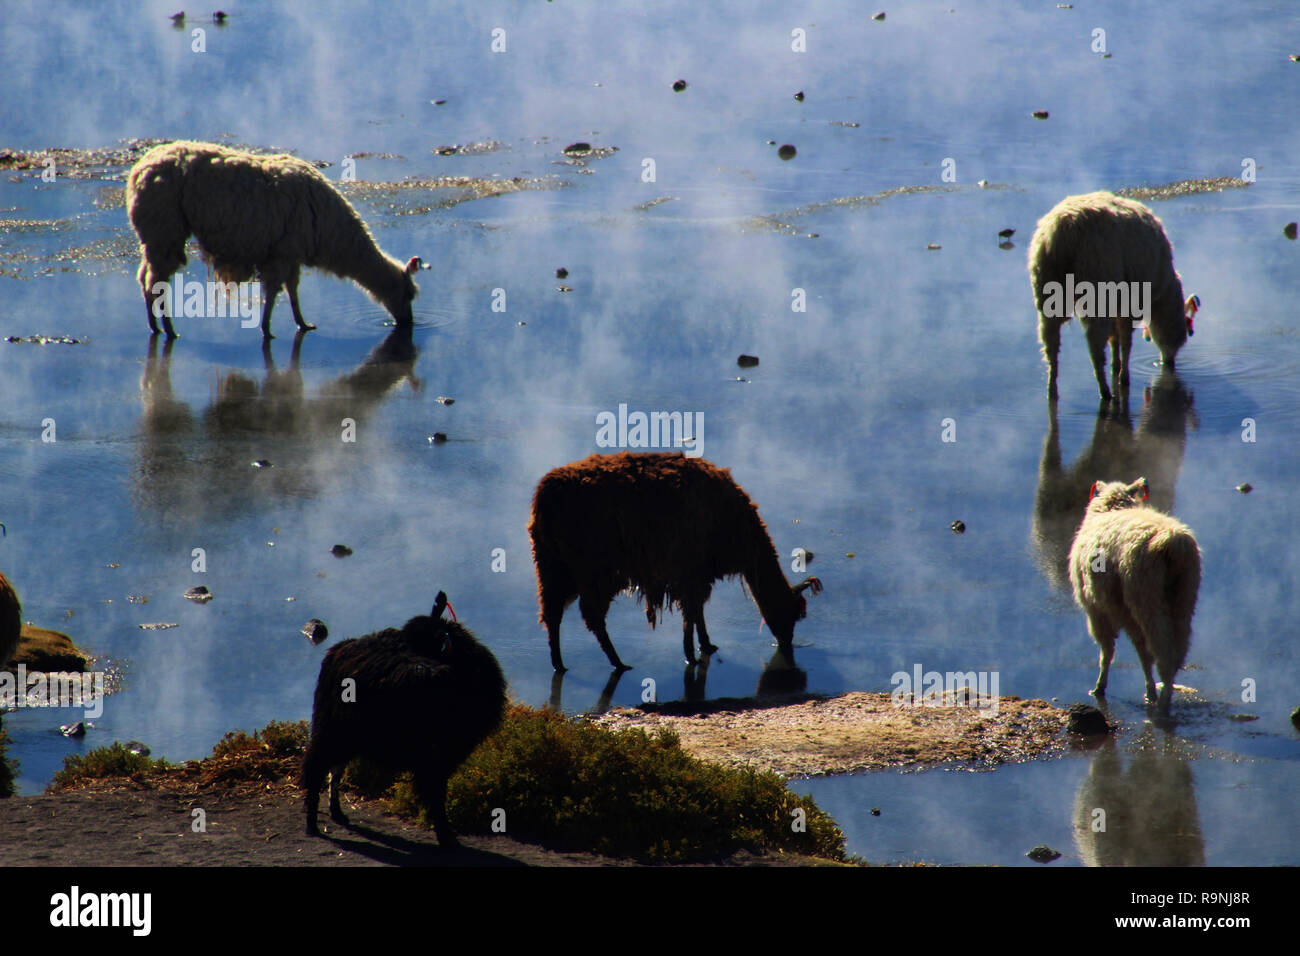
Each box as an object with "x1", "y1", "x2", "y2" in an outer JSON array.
[
  {"x1": 297, "y1": 323, "x2": 317, "y2": 332},
  {"x1": 330, "y1": 809, "x2": 350, "y2": 826},
  {"x1": 700, "y1": 643, "x2": 720, "y2": 656},
  {"x1": 305, "y1": 820, "x2": 320, "y2": 837}
]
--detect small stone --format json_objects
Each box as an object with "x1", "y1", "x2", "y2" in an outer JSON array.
[
  {"x1": 138, "y1": 622, "x2": 179, "y2": 630},
  {"x1": 107, "y1": 562, "x2": 119, "y2": 569},
  {"x1": 430, "y1": 432, "x2": 448, "y2": 444},
  {"x1": 1067, "y1": 703, "x2": 1111, "y2": 735},
  {"x1": 1285, "y1": 222, "x2": 1297, "y2": 240},
  {"x1": 1237, "y1": 483, "x2": 1252, "y2": 494},
  {"x1": 794, "y1": 91, "x2": 805, "y2": 101},
  {"x1": 951, "y1": 520, "x2": 965, "y2": 534},
  {"x1": 330, "y1": 544, "x2": 353, "y2": 558},
  {"x1": 1027, "y1": 845, "x2": 1060, "y2": 863},
  {"x1": 737, "y1": 354, "x2": 760, "y2": 367},
  {"x1": 777, "y1": 144, "x2": 797, "y2": 160},
  {"x1": 927, "y1": 243, "x2": 941, "y2": 250},
  {"x1": 873, "y1": 11, "x2": 886, "y2": 20},
  {"x1": 1033, "y1": 110, "x2": 1050, "y2": 119},
  {"x1": 672, "y1": 79, "x2": 688, "y2": 92},
  {"x1": 998, "y1": 228, "x2": 1015, "y2": 239},
  {"x1": 251, "y1": 459, "x2": 272, "y2": 468},
  {"x1": 432, "y1": 99, "x2": 447, "y2": 105},
  {"x1": 184, "y1": 586, "x2": 213, "y2": 604},
  {"x1": 302, "y1": 619, "x2": 329, "y2": 645},
  {"x1": 977, "y1": 179, "x2": 989, "y2": 188},
  {"x1": 1291, "y1": 705, "x2": 1300, "y2": 729},
  {"x1": 61, "y1": 721, "x2": 86, "y2": 738},
  {"x1": 870, "y1": 807, "x2": 881, "y2": 816},
  {"x1": 557, "y1": 285, "x2": 572, "y2": 292},
  {"x1": 845, "y1": 552, "x2": 856, "y2": 559},
  {"x1": 563, "y1": 142, "x2": 593, "y2": 155},
  {"x1": 436, "y1": 396, "x2": 455, "y2": 405},
  {"x1": 556, "y1": 267, "x2": 569, "y2": 278}
]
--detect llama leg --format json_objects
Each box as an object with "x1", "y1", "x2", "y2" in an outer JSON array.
[
  {"x1": 416, "y1": 770, "x2": 459, "y2": 849},
  {"x1": 301, "y1": 745, "x2": 329, "y2": 835},
  {"x1": 328, "y1": 764, "x2": 349, "y2": 824},
  {"x1": 579, "y1": 590, "x2": 628, "y2": 671},
  {"x1": 1117, "y1": 321, "x2": 1134, "y2": 393},
  {"x1": 693, "y1": 609, "x2": 718, "y2": 658},
  {"x1": 1087, "y1": 612, "x2": 1118, "y2": 698},
  {"x1": 259, "y1": 276, "x2": 284, "y2": 340},
  {"x1": 1083, "y1": 319, "x2": 1112, "y2": 403},
  {"x1": 1127, "y1": 628, "x2": 1161, "y2": 708},
  {"x1": 285, "y1": 265, "x2": 315, "y2": 332},
  {"x1": 681, "y1": 615, "x2": 697, "y2": 665},
  {"x1": 1039, "y1": 312, "x2": 1062, "y2": 400},
  {"x1": 540, "y1": 580, "x2": 572, "y2": 672},
  {"x1": 140, "y1": 250, "x2": 184, "y2": 338},
  {"x1": 1138, "y1": 614, "x2": 1178, "y2": 713}
]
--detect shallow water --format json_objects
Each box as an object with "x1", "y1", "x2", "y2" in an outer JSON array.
[{"x1": 1, "y1": 0, "x2": 1297, "y2": 865}]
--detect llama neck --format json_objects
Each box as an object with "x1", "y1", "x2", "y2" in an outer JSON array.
[{"x1": 744, "y1": 536, "x2": 796, "y2": 634}]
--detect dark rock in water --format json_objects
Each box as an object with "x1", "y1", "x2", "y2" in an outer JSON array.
[
  {"x1": 330, "y1": 544, "x2": 353, "y2": 558},
  {"x1": 563, "y1": 142, "x2": 593, "y2": 155},
  {"x1": 1291, "y1": 705, "x2": 1300, "y2": 729},
  {"x1": 672, "y1": 79, "x2": 688, "y2": 92},
  {"x1": 1027, "y1": 845, "x2": 1060, "y2": 863},
  {"x1": 1237, "y1": 483, "x2": 1252, "y2": 494},
  {"x1": 138, "y1": 622, "x2": 178, "y2": 631},
  {"x1": 998, "y1": 228, "x2": 1015, "y2": 239},
  {"x1": 737, "y1": 354, "x2": 760, "y2": 367},
  {"x1": 1067, "y1": 703, "x2": 1111, "y2": 735},
  {"x1": 125, "y1": 740, "x2": 150, "y2": 756},
  {"x1": 777, "y1": 144, "x2": 797, "y2": 161},
  {"x1": 1032, "y1": 109, "x2": 1050, "y2": 119},
  {"x1": 1285, "y1": 222, "x2": 1298, "y2": 240},
  {"x1": 794, "y1": 91, "x2": 805, "y2": 101},
  {"x1": 870, "y1": 807, "x2": 881, "y2": 816},
  {"x1": 436, "y1": 396, "x2": 455, "y2": 406},
  {"x1": 873, "y1": 11, "x2": 886, "y2": 20},
  {"x1": 184, "y1": 586, "x2": 213, "y2": 604},
  {"x1": 557, "y1": 284, "x2": 572, "y2": 293},
  {"x1": 302, "y1": 619, "x2": 329, "y2": 645},
  {"x1": 555, "y1": 267, "x2": 568, "y2": 279},
  {"x1": 61, "y1": 721, "x2": 85, "y2": 738},
  {"x1": 1227, "y1": 713, "x2": 1259, "y2": 722},
  {"x1": 951, "y1": 520, "x2": 966, "y2": 534},
  {"x1": 430, "y1": 432, "x2": 449, "y2": 444},
  {"x1": 251, "y1": 459, "x2": 272, "y2": 468}
]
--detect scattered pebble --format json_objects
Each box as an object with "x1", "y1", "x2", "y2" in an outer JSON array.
[
  {"x1": 927, "y1": 243, "x2": 941, "y2": 250},
  {"x1": 432, "y1": 99, "x2": 447, "y2": 106},
  {"x1": 672, "y1": 79, "x2": 688, "y2": 92},
  {"x1": 1285, "y1": 222, "x2": 1297, "y2": 240},
  {"x1": 845, "y1": 552, "x2": 856, "y2": 559},
  {"x1": 1237, "y1": 483, "x2": 1252, "y2": 494},
  {"x1": 777, "y1": 144, "x2": 797, "y2": 161},
  {"x1": 557, "y1": 284, "x2": 572, "y2": 293},
  {"x1": 977, "y1": 179, "x2": 989, "y2": 188},
  {"x1": 556, "y1": 267, "x2": 569, "y2": 279},
  {"x1": 61, "y1": 721, "x2": 86, "y2": 738},
  {"x1": 5, "y1": 335, "x2": 87, "y2": 345},
  {"x1": 138, "y1": 622, "x2": 179, "y2": 631},
  {"x1": 330, "y1": 544, "x2": 353, "y2": 558},
  {"x1": 106, "y1": 562, "x2": 119, "y2": 569},
  {"x1": 951, "y1": 520, "x2": 965, "y2": 534},
  {"x1": 251, "y1": 459, "x2": 272, "y2": 468},
  {"x1": 302, "y1": 619, "x2": 329, "y2": 645},
  {"x1": 870, "y1": 807, "x2": 881, "y2": 816},
  {"x1": 563, "y1": 142, "x2": 593, "y2": 156},
  {"x1": 1032, "y1": 110, "x2": 1050, "y2": 119},
  {"x1": 436, "y1": 396, "x2": 455, "y2": 406},
  {"x1": 1292, "y1": 55, "x2": 1300, "y2": 63},
  {"x1": 737, "y1": 354, "x2": 760, "y2": 367},
  {"x1": 430, "y1": 432, "x2": 449, "y2": 444},
  {"x1": 873, "y1": 11, "x2": 886, "y2": 20},
  {"x1": 766, "y1": 140, "x2": 776, "y2": 145},
  {"x1": 998, "y1": 228, "x2": 1015, "y2": 239},
  {"x1": 127, "y1": 594, "x2": 148, "y2": 605},
  {"x1": 794, "y1": 91, "x2": 805, "y2": 102},
  {"x1": 212, "y1": 10, "x2": 227, "y2": 23},
  {"x1": 1291, "y1": 705, "x2": 1300, "y2": 729},
  {"x1": 183, "y1": 586, "x2": 213, "y2": 604},
  {"x1": 1026, "y1": 845, "x2": 1060, "y2": 863}
]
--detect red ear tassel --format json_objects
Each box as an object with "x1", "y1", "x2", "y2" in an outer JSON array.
[
  {"x1": 445, "y1": 599, "x2": 457, "y2": 622},
  {"x1": 1140, "y1": 480, "x2": 1149, "y2": 501},
  {"x1": 1088, "y1": 481, "x2": 1100, "y2": 501}
]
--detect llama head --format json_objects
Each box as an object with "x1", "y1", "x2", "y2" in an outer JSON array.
[
  {"x1": 1086, "y1": 477, "x2": 1149, "y2": 513},
  {"x1": 383, "y1": 256, "x2": 421, "y2": 326}
]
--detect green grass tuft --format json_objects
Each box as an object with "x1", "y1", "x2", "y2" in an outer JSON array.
[
  {"x1": 49, "y1": 742, "x2": 172, "y2": 791},
  {"x1": 211, "y1": 719, "x2": 309, "y2": 759},
  {"x1": 387, "y1": 704, "x2": 845, "y2": 863}
]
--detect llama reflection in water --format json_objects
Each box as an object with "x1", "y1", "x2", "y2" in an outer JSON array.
[
  {"x1": 133, "y1": 327, "x2": 420, "y2": 521},
  {"x1": 1031, "y1": 369, "x2": 1195, "y2": 593}
]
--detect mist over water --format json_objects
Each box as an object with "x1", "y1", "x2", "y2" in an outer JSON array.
[{"x1": 1, "y1": 0, "x2": 1297, "y2": 864}]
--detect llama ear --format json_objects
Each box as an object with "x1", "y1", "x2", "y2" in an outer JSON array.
[
  {"x1": 1135, "y1": 478, "x2": 1150, "y2": 501},
  {"x1": 405, "y1": 256, "x2": 422, "y2": 275},
  {"x1": 432, "y1": 591, "x2": 448, "y2": 619}
]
